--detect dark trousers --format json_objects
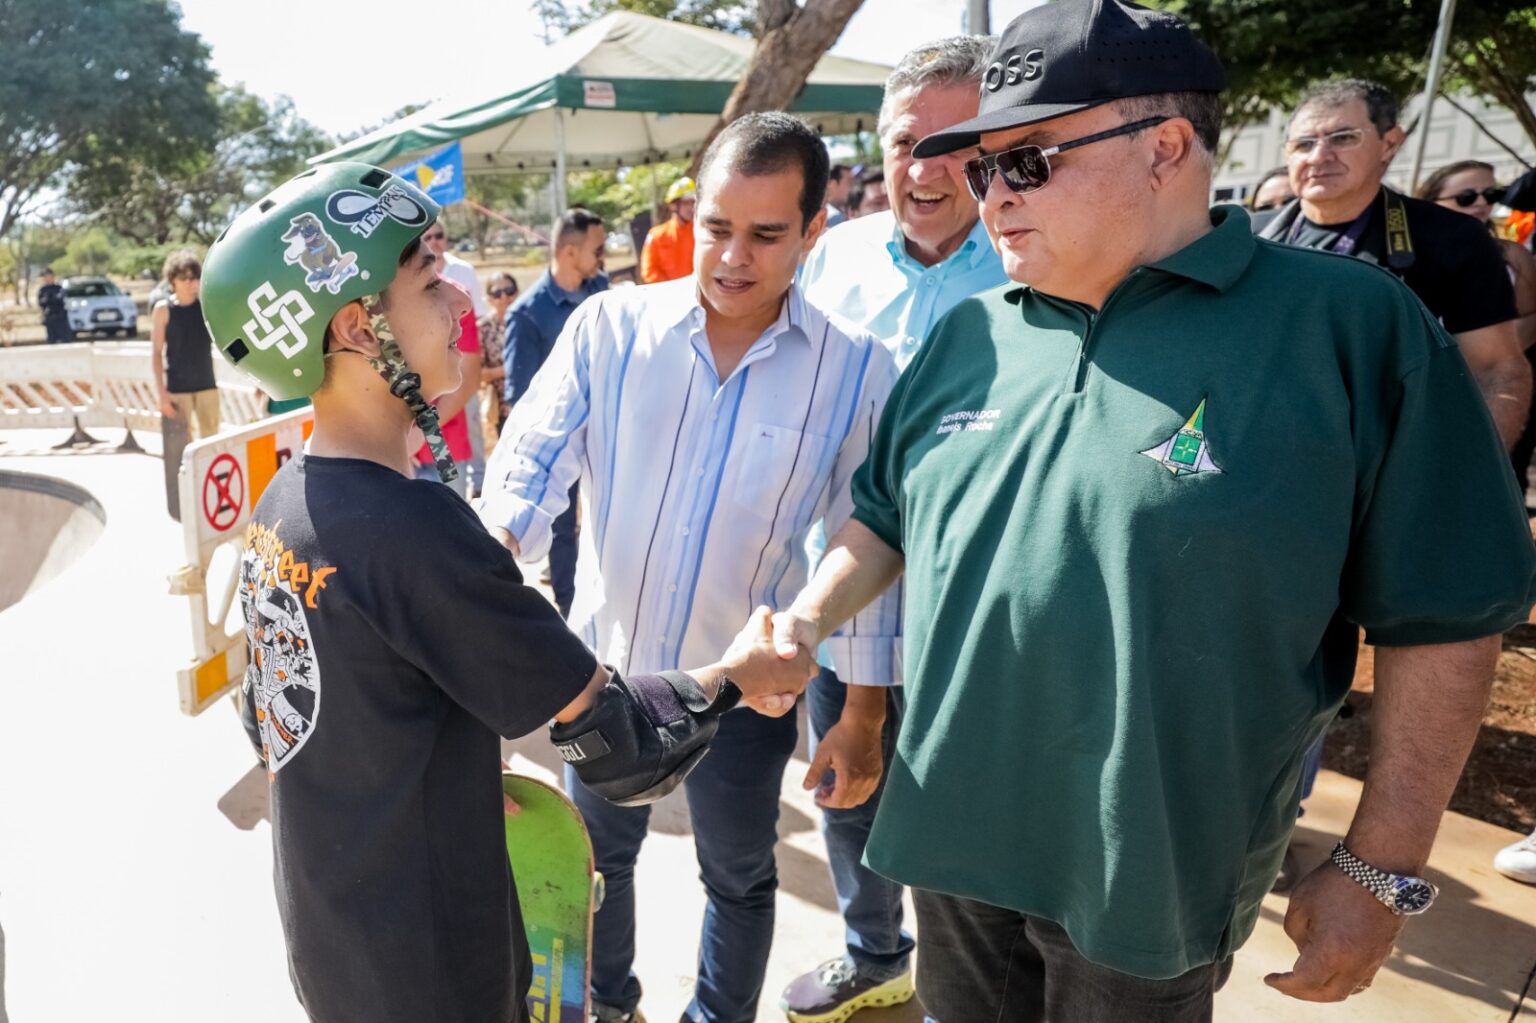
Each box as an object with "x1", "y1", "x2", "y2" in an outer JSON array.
[
  {"x1": 549, "y1": 484, "x2": 579, "y2": 618},
  {"x1": 806, "y1": 669, "x2": 912, "y2": 981},
  {"x1": 567, "y1": 704, "x2": 798, "y2": 1023},
  {"x1": 913, "y1": 890, "x2": 1232, "y2": 1023},
  {"x1": 44, "y1": 315, "x2": 71, "y2": 343}
]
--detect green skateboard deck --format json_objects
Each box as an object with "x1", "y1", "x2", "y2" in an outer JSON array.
[{"x1": 504, "y1": 773, "x2": 598, "y2": 1023}]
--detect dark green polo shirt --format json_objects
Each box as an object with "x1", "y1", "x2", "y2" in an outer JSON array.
[{"x1": 852, "y1": 205, "x2": 1536, "y2": 979}]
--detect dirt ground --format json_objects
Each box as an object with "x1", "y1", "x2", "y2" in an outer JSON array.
[{"x1": 1326, "y1": 634, "x2": 1536, "y2": 833}]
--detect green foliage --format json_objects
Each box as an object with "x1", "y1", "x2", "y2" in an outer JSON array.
[
  {"x1": 70, "y1": 84, "x2": 333, "y2": 246},
  {"x1": 534, "y1": 0, "x2": 756, "y2": 37},
  {"x1": 565, "y1": 162, "x2": 691, "y2": 228},
  {"x1": 0, "y1": 0, "x2": 220, "y2": 239},
  {"x1": 1146, "y1": 1, "x2": 1536, "y2": 152},
  {"x1": 53, "y1": 227, "x2": 113, "y2": 276},
  {"x1": 108, "y1": 240, "x2": 188, "y2": 280}
]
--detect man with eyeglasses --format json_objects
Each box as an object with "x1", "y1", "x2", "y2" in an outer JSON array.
[
  {"x1": 1256, "y1": 79, "x2": 1529, "y2": 448},
  {"x1": 766, "y1": 2, "x2": 1536, "y2": 1020}
]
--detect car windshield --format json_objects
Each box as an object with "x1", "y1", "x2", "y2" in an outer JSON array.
[{"x1": 63, "y1": 281, "x2": 121, "y2": 298}]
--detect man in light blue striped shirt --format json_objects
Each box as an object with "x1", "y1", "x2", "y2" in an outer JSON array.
[
  {"x1": 478, "y1": 113, "x2": 899, "y2": 1023},
  {"x1": 782, "y1": 35, "x2": 1009, "y2": 1023}
]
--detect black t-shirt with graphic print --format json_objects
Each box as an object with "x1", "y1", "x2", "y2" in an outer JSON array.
[{"x1": 239, "y1": 454, "x2": 596, "y2": 1023}]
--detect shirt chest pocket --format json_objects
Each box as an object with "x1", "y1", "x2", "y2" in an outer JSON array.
[{"x1": 732, "y1": 423, "x2": 834, "y2": 520}]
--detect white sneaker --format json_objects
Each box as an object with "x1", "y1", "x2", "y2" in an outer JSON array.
[{"x1": 1493, "y1": 829, "x2": 1536, "y2": 884}]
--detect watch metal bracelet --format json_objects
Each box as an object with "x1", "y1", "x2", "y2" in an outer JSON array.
[{"x1": 1329, "y1": 841, "x2": 1438, "y2": 916}]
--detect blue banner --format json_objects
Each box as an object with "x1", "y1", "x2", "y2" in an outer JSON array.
[{"x1": 396, "y1": 141, "x2": 466, "y2": 206}]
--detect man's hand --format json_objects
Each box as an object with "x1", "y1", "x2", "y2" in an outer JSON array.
[
  {"x1": 722, "y1": 606, "x2": 816, "y2": 717},
  {"x1": 804, "y1": 712, "x2": 884, "y2": 809},
  {"x1": 772, "y1": 609, "x2": 820, "y2": 664},
  {"x1": 159, "y1": 392, "x2": 179, "y2": 419},
  {"x1": 490, "y1": 526, "x2": 521, "y2": 558},
  {"x1": 1264, "y1": 861, "x2": 1404, "y2": 1002}
]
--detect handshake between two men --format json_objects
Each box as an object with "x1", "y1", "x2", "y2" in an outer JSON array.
[{"x1": 545, "y1": 605, "x2": 884, "y2": 812}]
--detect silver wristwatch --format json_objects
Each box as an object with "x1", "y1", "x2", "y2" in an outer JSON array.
[{"x1": 1330, "y1": 841, "x2": 1438, "y2": 915}]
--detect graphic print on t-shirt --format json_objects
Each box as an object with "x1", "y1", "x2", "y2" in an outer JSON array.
[{"x1": 241, "y1": 521, "x2": 335, "y2": 771}]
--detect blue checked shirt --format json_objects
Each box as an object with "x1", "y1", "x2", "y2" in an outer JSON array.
[
  {"x1": 798, "y1": 211, "x2": 1006, "y2": 684},
  {"x1": 476, "y1": 277, "x2": 902, "y2": 685}
]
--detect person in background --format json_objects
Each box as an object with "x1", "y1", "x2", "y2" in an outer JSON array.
[
  {"x1": 825, "y1": 163, "x2": 853, "y2": 227},
  {"x1": 502, "y1": 208, "x2": 609, "y2": 618},
  {"x1": 424, "y1": 223, "x2": 491, "y2": 488},
  {"x1": 37, "y1": 268, "x2": 70, "y2": 343},
  {"x1": 1417, "y1": 160, "x2": 1536, "y2": 887},
  {"x1": 412, "y1": 285, "x2": 482, "y2": 498},
  {"x1": 1249, "y1": 167, "x2": 1294, "y2": 212},
  {"x1": 1255, "y1": 79, "x2": 1529, "y2": 448},
  {"x1": 479, "y1": 271, "x2": 519, "y2": 455},
  {"x1": 851, "y1": 167, "x2": 890, "y2": 217},
  {"x1": 640, "y1": 177, "x2": 696, "y2": 283},
  {"x1": 783, "y1": 34, "x2": 1007, "y2": 1023},
  {"x1": 1417, "y1": 161, "x2": 1536, "y2": 352},
  {"x1": 153, "y1": 249, "x2": 220, "y2": 519}
]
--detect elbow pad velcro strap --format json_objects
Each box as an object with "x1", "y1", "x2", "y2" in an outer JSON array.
[{"x1": 550, "y1": 670, "x2": 741, "y2": 807}]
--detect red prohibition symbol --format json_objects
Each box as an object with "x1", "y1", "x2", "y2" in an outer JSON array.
[{"x1": 203, "y1": 453, "x2": 245, "y2": 532}]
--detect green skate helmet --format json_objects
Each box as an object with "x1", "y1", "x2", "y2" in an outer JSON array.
[{"x1": 202, "y1": 162, "x2": 460, "y2": 481}]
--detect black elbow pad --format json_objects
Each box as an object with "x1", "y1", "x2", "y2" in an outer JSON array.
[{"x1": 550, "y1": 670, "x2": 741, "y2": 807}]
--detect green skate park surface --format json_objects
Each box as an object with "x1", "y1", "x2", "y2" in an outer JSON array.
[{"x1": 0, "y1": 424, "x2": 1532, "y2": 1022}]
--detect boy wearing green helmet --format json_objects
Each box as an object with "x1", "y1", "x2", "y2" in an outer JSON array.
[{"x1": 203, "y1": 163, "x2": 814, "y2": 1021}]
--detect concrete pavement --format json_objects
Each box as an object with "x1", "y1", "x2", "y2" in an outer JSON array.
[{"x1": 0, "y1": 428, "x2": 1531, "y2": 1022}]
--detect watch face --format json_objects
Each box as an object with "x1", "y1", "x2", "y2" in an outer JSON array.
[{"x1": 1392, "y1": 877, "x2": 1436, "y2": 914}]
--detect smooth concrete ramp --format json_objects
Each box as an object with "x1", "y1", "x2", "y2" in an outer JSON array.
[{"x1": 0, "y1": 470, "x2": 104, "y2": 613}]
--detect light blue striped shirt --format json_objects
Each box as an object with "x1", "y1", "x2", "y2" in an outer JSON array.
[
  {"x1": 477, "y1": 276, "x2": 902, "y2": 685},
  {"x1": 799, "y1": 211, "x2": 1006, "y2": 684},
  {"x1": 801, "y1": 210, "x2": 1008, "y2": 370}
]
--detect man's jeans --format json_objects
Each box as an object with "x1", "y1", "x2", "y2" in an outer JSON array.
[
  {"x1": 914, "y1": 889, "x2": 1233, "y2": 1023},
  {"x1": 806, "y1": 669, "x2": 913, "y2": 982},
  {"x1": 549, "y1": 484, "x2": 578, "y2": 618},
  {"x1": 567, "y1": 704, "x2": 797, "y2": 1023}
]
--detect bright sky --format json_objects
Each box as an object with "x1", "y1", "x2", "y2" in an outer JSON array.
[{"x1": 175, "y1": 0, "x2": 1043, "y2": 138}]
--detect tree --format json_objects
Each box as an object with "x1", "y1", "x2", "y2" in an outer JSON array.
[
  {"x1": 70, "y1": 85, "x2": 332, "y2": 246},
  {"x1": 1149, "y1": 1, "x2": 1536, "y2": 159},
  {"x1": 0, "y1": 0, "x2": 219, "y2": 240},
  {"x1": 688, "y1": 0, "x2": 867, "y2": 175},
  {"x1": 1438, "y1": 4, "x2": 1536, "y2": 149},
  {"x1": 534, "y1": 0, "x2": 756, "y2": 36}
]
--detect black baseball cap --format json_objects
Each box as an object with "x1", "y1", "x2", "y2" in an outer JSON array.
[{"x1": 912, "y1": 0, "x2": 1226, "y2": 158}]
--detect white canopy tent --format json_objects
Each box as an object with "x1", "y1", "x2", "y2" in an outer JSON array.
[{"x1": 309, "y1": 12, "x2": 892, "y2": 212}]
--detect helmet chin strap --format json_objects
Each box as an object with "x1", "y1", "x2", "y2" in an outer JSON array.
[{"x1": 360, "y1": 295, "x2": 458, "y2": 484}]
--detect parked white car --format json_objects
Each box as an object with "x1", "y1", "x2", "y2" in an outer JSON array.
[{"x1": 62, "y1": 277, "x2": 138, "y2": 338}]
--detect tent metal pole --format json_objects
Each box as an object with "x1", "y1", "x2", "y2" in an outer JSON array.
[
  {"x1": 554, "y1": 107, "x2": 569, "y2": 228},
  {"x1": 1407, "y1": 0, "x2": 1458, "y2": 192}
]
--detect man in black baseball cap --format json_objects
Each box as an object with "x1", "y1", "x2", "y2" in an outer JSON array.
[{"x1": 769, "y1": 0, "x2": 1536, "y2": 1020}]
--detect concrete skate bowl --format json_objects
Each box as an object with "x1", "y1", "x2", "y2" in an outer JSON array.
[{"x1": 0, "y1": 470, "x2": 105, "y2": 614}]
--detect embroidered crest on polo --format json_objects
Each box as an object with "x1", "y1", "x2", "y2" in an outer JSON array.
[{"x1": 1141, "y1": 398, "x2": 1222, "y2": 477}]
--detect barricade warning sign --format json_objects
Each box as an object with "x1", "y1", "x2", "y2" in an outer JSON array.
[{"x1": 175, "y1": 408, "x2": 314, "y2": 715}]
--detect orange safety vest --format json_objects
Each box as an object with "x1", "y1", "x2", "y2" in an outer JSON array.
[{"x1": 640, "y1": 217, "x2": 694, "y2": 284}]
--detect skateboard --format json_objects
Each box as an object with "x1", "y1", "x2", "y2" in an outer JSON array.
[{"x1": 504, "y1": 773, "x2": 602, "y2": 1023}]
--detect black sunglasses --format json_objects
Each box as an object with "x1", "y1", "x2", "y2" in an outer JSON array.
[
  {"x1": 488, "y1": 285, "x2": 518, "y2": 298},
  {"x1": 963, "y1": 117, "x2": 1168, "y2": 202},
  {"x1": 1439, "y1": 187, "x2": 1504, "y2": 208}
]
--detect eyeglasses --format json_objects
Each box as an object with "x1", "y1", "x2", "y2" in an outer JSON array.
[
  {"x1": 1251, "y1": 201, "x2": 1288, "y2": 212},
  {"x1": 962, "y1": 117, "x2": 1168, "y2": 202},
  {"x1": 488, "y1": 286, "x2": 518, "y2": 298},
  {"x1": 1438, "y1": 186, "x2": 1504, "y2": 208},
  {"x1": 1284, "y1": 128, "x2": 1366, "y2": 158}
]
